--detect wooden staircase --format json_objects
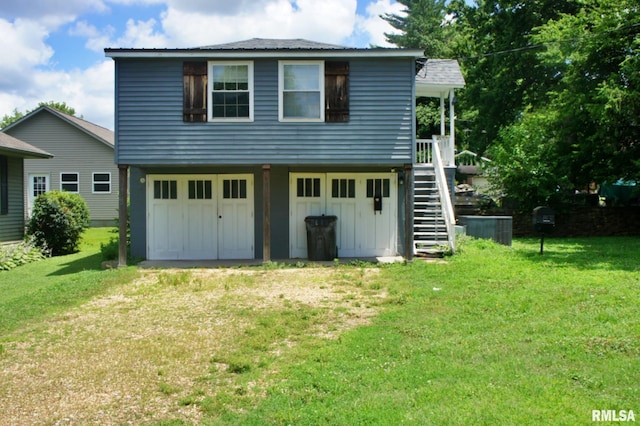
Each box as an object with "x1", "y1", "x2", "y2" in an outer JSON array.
[{"x1": 414, "y1": 165, "x2": 450, "y2": 256}]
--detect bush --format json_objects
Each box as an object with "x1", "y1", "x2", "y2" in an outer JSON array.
[
  {"x1": 0, "y1": 237, "x2": 50, "y2": 271},
  {"x1": 100, "y1": 237, "x2": 119, "y2": 261},
  {"x1": 26, "y1": 191, "x2": 90, "y2": 256}
]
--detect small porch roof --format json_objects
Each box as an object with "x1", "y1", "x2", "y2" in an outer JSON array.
[
  {"x1": 0, "y1": 133, "x2": 53, "y2": 159},
  {"x1": 415, "y1": 59, "x2": 465, "y2": 98}
]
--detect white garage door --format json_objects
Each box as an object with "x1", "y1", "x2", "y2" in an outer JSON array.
[
  {"x1": 290, "y1": 173, "x2": 397, "y2": 258},
  {"x1": 148, "y1": 174, "x2": 254, "y2": 260}
]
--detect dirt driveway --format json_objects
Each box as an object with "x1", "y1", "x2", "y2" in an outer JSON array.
[{"x1": 0, "y1": 267, "x2": 388, "y2": 425}]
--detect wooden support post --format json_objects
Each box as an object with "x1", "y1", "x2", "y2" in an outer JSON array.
[
  {"x1": 118, "y1": 164, "x2": 129, "y2": 268},
  {"x1": 262, "y1": 164, "x2": 271, "y2": 262},
  {"x1": 404, "y1": 163, "x2": 413, "y2": 262}
]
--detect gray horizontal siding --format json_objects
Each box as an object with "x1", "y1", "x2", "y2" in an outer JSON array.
[
  {"x1": 115, "y1": 57, "x2": 414, "y2": 166},
  {"x1": 7, "y1": 112, "x2": 119, "y2": 224},
  {"x1": 0, "y1": 157, "x2": 25, "y2": 242}
]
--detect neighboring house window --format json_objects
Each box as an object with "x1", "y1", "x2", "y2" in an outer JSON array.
[
  {"x1": 208, "y1": 62, "x2": 254, "y2": 121},
  {"x1": 60, "y1": 173, "x2": 79, "y2": 193},
  {"x1": 92, "y1": 172, "x2": 111, "y2": 194},
  {"x1": 0, "y1": 156, "x2": 7, "y2": 215},
  {"x1": 279, "y1": 61, "x2": 324, "y2": 121}
]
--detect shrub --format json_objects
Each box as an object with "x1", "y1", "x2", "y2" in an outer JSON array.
[
  {"x1": 26, "y1": 191, "x2": 90, "y2": 256},
  {"x1": 100, "y1": 237, "x2": 119, "y2": 261},
  {"x1": 0, "y1": 237, "x2": 50, "y2": 271}
]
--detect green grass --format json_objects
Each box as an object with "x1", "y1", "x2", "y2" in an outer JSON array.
[
  {"x1": 217, "y1": 237, "x2": 640, "y2": 425},
  {"x1": 0, "y1": 227, "x2": 138, "y2": 336},
  {"x1": 0, "y1": 234, "x2": 638, "y2": 425}
]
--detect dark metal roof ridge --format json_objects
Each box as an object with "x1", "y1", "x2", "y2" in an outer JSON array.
[{"x1": 105, "y1": 38, "x2": 423, "y2": 58}]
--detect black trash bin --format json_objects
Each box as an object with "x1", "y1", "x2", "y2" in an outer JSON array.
[{"x1": 304, "y1": 215, "x2": 338, "y2": 261}]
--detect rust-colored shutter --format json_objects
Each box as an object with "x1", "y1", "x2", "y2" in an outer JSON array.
[
  {"x1": 325, "y1": 61, "x2": 349, "y2": 122},
  {"x1": 183, "y1": 62, "x2": 207, "y2": 122}
]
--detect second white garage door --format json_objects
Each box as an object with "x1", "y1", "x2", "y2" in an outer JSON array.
[
  {"x1": 147, "y1": 174, "x2": 254, "y2": 260},
  {"x1": 290, "y1": 173, "x2": 397, "y2": 258}
]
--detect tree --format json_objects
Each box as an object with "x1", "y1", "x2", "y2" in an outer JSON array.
[
  {"x1": 0, "y1": 101, "x2": 78, "y2": 129},
  {"x1": 448, "y1": 0, "x2": 579, "y2": 154},
  {"x1": 387, "y1": 0, "x2": 640, "y2": 206},
  {"x1": 0, "y1": 108, "x2": 24, "y2": 129},
  {"x1": 383, "y1": 0, "x2": 451, "y2": 57},
  {"x1": 383, "y1": 0, "x2": 460, "y2": 140},
  {"x1": 531, "y1": 0, "x2": 640, "y2": 185}
]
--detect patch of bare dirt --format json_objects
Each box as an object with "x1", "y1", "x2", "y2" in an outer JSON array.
[{"x1": 0, "y1": 267, "x2": 387, "y2": 425}]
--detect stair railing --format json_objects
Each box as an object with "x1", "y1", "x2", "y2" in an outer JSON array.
[
  {"x1": 415, "y1": 139, "x2": 433, "y2": 165},
  {"x1": 432, "y1": 139, "x2": 456, "y2": 253}
]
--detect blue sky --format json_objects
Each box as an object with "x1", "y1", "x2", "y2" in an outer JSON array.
[{"x1": 0, "y1": 0, "x2": 405, "y2": 129}]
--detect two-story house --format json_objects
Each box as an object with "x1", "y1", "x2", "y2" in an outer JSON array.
[{"x1": 105, "y1": 38, "x2": 463, "y2": 264}]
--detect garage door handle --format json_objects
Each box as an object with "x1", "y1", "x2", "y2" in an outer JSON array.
[{"x1": 219, "y1": 215, "x2": 222, "y2": 219}]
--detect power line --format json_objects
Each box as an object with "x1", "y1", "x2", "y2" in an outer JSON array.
[{"x1": 459, "y1": 21, "x2": 640, "y2": 61}]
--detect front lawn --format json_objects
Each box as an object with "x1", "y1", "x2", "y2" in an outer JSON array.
[
  {"x1": 0, "y1": 234, "x2": 637, "y2": 424},
  {"x1": 0, "y1": 227, "x2": 138, "y2": 335}
]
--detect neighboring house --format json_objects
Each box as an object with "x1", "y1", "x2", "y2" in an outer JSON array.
[
  {"x1": 1, "y1": 106, "x2": 119, "y2": 227},
  {"x1": 0, "y1": 133, "x2": 53, "y2": 242},
  {"x1": 105, "y1": 38, "x2": 464, "y2": 263}
]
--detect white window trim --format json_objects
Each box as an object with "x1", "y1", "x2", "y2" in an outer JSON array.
[
  {"x1": 60, "y1": 172, "x2": 79, "y2": 193},
  {"x1": 92, "y1": 172, "x2": 112, "y2": 194},
  {"x1": 207, "y1": 61, "x2": 254, "y2": 122},
  {"x1": 278, "y1": 60, "x2": 325, "y2": 123}
]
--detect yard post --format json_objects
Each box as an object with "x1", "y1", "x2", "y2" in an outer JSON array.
[
  {"x1": 404, "y1": 163, "x2": 414, "y2": 262},
  {"x1": 263, "y1": 164, "x2": 271, "y2": 262},
  {"x1": 118, "y1": 164, "x2": 129, "y2": 268}
]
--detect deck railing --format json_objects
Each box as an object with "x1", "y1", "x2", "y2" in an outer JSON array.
[{"x1": 416, "y1": 136, "x2": 455, "y2": 166}]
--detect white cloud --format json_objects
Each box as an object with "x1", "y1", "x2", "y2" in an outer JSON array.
[
  {"x1": 0, "y1": 19, "x2": 54, "y2": 91},
  {"x1": 0, "y1": 0, "x2": 108, "y2": 28},
  {"x1": 159, "y1": 0, "x2": 357, "y2": 47},
  {"x1": 1, "y1": 0, "x2": 405, "y2": 130},
  {"x1": 354, "y1": 0, "x2": 406, "y2": 47},
  {"x1": 0, "y1": 59, "x2": 115, "y2": 129}
]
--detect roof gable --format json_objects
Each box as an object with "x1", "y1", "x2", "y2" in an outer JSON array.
[{"x1": 2, "y1": 106, "x2": 114, "y2": 149}]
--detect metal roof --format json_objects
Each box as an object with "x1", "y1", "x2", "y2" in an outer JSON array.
[
  {"x1": 415, "y1": 59, "x2": 466, "y2": 97},
  {"x1": 0, "y1": 133, "x2": 53, "y2": 159},
  {"x1": 198, "y1": 38, "x2": 351, "y2": 50},
  {"x1": 105, "y1": 38, "x2": 424, "y2": 59}
]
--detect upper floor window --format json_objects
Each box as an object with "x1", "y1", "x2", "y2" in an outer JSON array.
[
  {"x1": 279, "y1": 61, "x2": 324, "y2": 122},
  {"x1": 60, "y1": 172, "x2": 79, "y2": 193},
  {"x1": 184, "y1": 60, "x2": 348, "y2": 123},
  {"x1": 208, "y1": 61, "x2": 253, "y2": 122}
]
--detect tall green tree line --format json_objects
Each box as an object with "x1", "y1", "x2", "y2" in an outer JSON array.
[
  {"x1": 385, "y1": 0, "x2": 640, "y2": 211},
  {"x1": 0, "y1": 101, "x2": 77, "y2": 129}
]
